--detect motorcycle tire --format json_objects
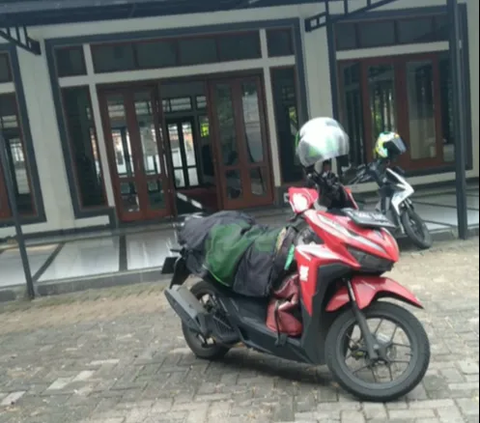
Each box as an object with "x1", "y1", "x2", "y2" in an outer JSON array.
[
  {"x1": 182, "y1": 281, "x2": 231, "y2": 360},
  {"x1": 401, "y1": 208, "x2": 433, "y2": 250},
  {"x1": 325, "y1": 302, "x2": 430, "y2": 403}
]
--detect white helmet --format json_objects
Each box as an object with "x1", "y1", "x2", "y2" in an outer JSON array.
[{"x1": 296, "y1": 118, "x2": 350, "y2": 168}]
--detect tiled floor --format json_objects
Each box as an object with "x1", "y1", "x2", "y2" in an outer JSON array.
[{"x1": 0, "y1": 184, "x2": 478, "y2": 289}]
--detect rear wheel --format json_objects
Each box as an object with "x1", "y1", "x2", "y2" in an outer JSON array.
[
  {"x1": 182, "y1": 281, "x2": 230, "y2": 360},
  {"x1": 401, "y1": 208, "x2": 432, "y2": 250},
  {"x1": 325, "y1": 302, "x2": 430, "y2": 402}
]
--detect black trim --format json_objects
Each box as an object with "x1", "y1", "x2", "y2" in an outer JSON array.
[
  {"x1": 44, "y1": 18, "x2": 308, "y2": 219},
  {"x1": 337, "y1": 5, "x2": 448, "y2": 22},
  {"x1": 422, "y1": 219, "x2": 456, "y2": 229},
  {"x1": 414, "y1": 200, "x2": 479, "y2": 212},
  {"x1": 119, "y1": 235, "x2": 128, "y2": 272},
  {"x1": 0, "y1": 25, "x2": 41, "y2": 55},
  {"x1": 32, "y1": 242, "x2": 65, "y2": 282},
  {"x1": 21, "y1": 223, "x2": 113, "y2": 241},
  {"x1": 0, "y1": 43, "x2": 46, "y2": 228}
]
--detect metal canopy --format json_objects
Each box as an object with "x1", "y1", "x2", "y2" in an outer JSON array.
[
  {"x1": 0, "y1": 0, "x2": 317, "y2": 26},
  {"x1": 0, "y1": 26, "x2": 41, "y2": 55},
  {"x1": 305, "y1": 0, "x2": 400, "y2": 31}
]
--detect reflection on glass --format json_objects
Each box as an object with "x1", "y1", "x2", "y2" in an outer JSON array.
[
  {"x1": 188, "y1": 168, "x2": 199, "y2": 187},
  {"x1": 199, "y1": 115, "x2": 215, "y2": 181},
  {"x1": 120, "y1": 182, "x2": 140, "y2": 213},
  {"x1": 241, "y1": 82, "x2": 264, "y2": 164},
  {"x1": 270, "y1": 67, "x2": 302, "y2": 183},
  {"x1": 168, "y1": 124, "x2": 183, "y2": 168},
  {"x1": 147, "y1": 179, "x2": 165, "y2": 210},
  {"x1": 63, "y1": 87, "x2": 106, "y2": 208},
  {"x1": 182, "y1": 122, "x2": 196, "y2": 166},
  {"x1": 107, "y1": 95, "x2": 134, "y2": 178},
  {"x1": 439, "y1": 56, "x2": 455, "y2": 163},
  {"x1": 214, "y1": 84, "x2": 238, "y2": 166},
  {"x1": 0, "y1": 93, "x2": 35, "y2": 216},
  {"x1": 168, "y1": 121, "x2": 199, "y2": 188},
  {"x1": 250, "y1": 168, "x2": 267, "y2": 197},
  {"x1": 174, "y1": 169, "x2": 185, "y2": 188},
  {"x1": 407, "y1": 61, "x2": 436, "y2": 160},
  {"x1": 341, "y1": 63, "x2": 365, "y2": 168},
  {"x1": 225, "y1": 170, "x2": 242, "y2": 200},
  {"x1": 134, "y1": 92, "x2": 161, "y2": 176},
  {"x1": 368, "y1": 65, "x2": 397, "y2": 139}
]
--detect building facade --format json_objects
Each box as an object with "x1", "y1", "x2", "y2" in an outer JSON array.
[{"x1": 0, "y1": 0, "x2": 478, "y2": 238}]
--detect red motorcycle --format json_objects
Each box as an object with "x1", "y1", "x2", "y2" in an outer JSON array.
[{"x1": 164, "y1": 172, "x2": 430, "y2": 402}]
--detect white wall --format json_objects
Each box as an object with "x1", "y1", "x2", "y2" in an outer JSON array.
[{"x1": 1, "y1": 0, "x2": 478, "y2": 237}]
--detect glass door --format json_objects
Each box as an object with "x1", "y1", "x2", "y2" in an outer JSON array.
[
  {"x1": 362, "y1": 60, "x2": 399, "y2": 164},
  {"x1": 209, "y1": 76, "x2": 273, "y2": 209},
  {"x1": 360, "y1": 54, "x2": 444, "y2": 170},
  {"x1": 0, "y1": 93, "x2": 35, "y2": 220},
  {"x1": 99, "y1": 87, "x2": 171, "y2": 222},
  {"x1": 166, "y1": 118, "x2": 200, "y2": 189},
  {"x1": 403, "y1": 55, "x2": 444, "y2": 168}
]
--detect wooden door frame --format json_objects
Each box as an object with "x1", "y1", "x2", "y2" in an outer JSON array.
[
  {"x1": 207, "y1": 75, "x2": 274, "y2": 210},
  {"x1": 128, "y1": 87, "x2": 172, "y2": 220},
  {"x1": 338, "y1": 52, "x2": 446, "y2": 171},
  {"x1": 98, "y1": 88, "x2": 143, "y2": 222},
  {"x1": 98, "y1": 84, "x2": 172, "y2": 223}
]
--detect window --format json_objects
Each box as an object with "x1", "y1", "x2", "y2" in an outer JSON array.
[
  {"x1": 271, "y1": 67, "x2": 302, "y2": 183},
  {"x1": 0, "y1": 93, "x2": 35, "y2": 217},
  {"x1": 179, "y1": 38, "x2": 217, "y2": 66},
  {"x1": 217, "y1": 32, "x2": 261, "y2": 61},
  {"x1": 163, "y1": 97, "x2": 193, "y2": 113},
  {"x1": 336, "y1": 14, "x2": 450, "y2": 51},
  {"x1": 55, "y1": 46, "x2": 87, "y2": 77},
  {"x1": 398, "y1": 18, "x2": 435, "y2": 44},
  {"x1": 62, "y1": 87, "x2": 106, "y2": 208},
  {"x1": 136, "y1": 40, "x2": 177, "y2": 69},
  {"x1": 359, "y1": 21, "x2": 396, "y2": 48},
  {"x1": 267, "y1": 29, "x2": 294, "y2": 57},
  {"x1": 339, "y1": 62, "x2": 366, "y2": 168},
  {"x1": 91, "y1": 44, "x2": 136, "y2": 73},
  {"x1": 0, "y1": 53, "x2": 12, "y2": 83},
  {"x1": 336, "y1": 23, "x2": 357, "y2": 51},
  {"x1": 196, "y1": 95, "x2": 207, "y2": 110},
  {"x1": 91, "y1": 31, "x2": 262, "y2": 73}
]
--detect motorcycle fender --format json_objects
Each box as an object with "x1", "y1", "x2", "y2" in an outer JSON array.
[{"x1": 326, "y1": 276, "x2": 423, "y2": 312}]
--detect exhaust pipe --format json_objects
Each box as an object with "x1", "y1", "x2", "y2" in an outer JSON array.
[{"x1": 165, "y1": 286, "x2": 210, "y2": 336}]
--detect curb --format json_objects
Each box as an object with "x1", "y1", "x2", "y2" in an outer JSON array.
[{"x1": 1, "y1": 228, "x2": 478, "y2": 304}]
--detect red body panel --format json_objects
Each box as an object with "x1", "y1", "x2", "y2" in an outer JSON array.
[
  {"x1": 295, "y1": 210, "x2": 401, "y2": 316},
  {"x1": 288, "y1": 182, "x2": 419, "y2": 320},
  {"x1": 326, "y1": 276, "x2": 423, "y2": 312}
]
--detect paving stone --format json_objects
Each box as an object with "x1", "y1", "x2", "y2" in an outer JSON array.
[
  {"x1": 362, "y1": 403, "x2": 388, "y2": 420},
  {"x1": 341, "y1": 411, "x2": 365, "y2": 422},
  {"x1": 458, "y1": 361, "x2": 480, "y2": 376},
  {"x1": 0, "y1": 241, "x2": 478, "y2": 422},
  {"x1": 388, "y1": 409, "x2": 437, "y2": 420},
  {"x1": 456, "y1": 398, "x2": 480, "y2": 416}
]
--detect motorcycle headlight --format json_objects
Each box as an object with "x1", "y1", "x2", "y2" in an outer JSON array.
[{"x1": 348, "y1": 247, "x2": 394, "y2": 273}]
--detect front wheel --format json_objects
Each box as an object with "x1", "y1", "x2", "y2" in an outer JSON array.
[
  {"x1": 401, "y1": 208, "x2": 432, "y2": 250},
  {"x1": 325, "y1": 302, "x2": 430, "y2": 402}
]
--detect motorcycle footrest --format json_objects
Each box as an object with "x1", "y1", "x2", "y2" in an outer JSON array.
[{"x1": 165, "y1": 286, "x2": 209, "y2": 336}]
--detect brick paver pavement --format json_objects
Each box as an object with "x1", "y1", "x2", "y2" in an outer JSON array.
[{"x1": 0, "y1": 239, "x2": 478, "y2": 423}]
